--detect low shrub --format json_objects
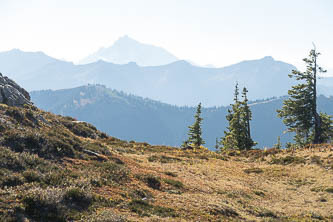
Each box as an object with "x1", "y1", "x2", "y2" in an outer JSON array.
[
  {"x1": 146, "y1": 175, "x2": 161, "y2": 190},
  {"x1": 128, "y1": 199, "x2": 152, "y2": 216},
  {"x1": 1, "y1": 174, "x2": 25, "y2": 187},
  {"x1": 5, "y1": 108, "x2": 25, "y2": 123},
  {"x1": 23, "y1": 186, "x2": 94, "y2": 221},
  {"x1": 164, "y1": 171, "x2": 178, "y2": 177},
  {"x1": 84, "y1": 142, "x2": 112, "y2": 157},
  {"x1": 71, "y1": 123, "x2": 97, "y2": 139},
  {"x1": 311, "y1": 156, "x2": 323, "y2": 165},
  {"x1": 257, "y1": 209, "x2": 277, "y2": 218},
  {"x1": 163, "y1": 178, "x2": 184, "y2": 189},
  {"x1": 22, "y1": 170, "x2": 42, "y2": 183},
  {"x1": 148, "y1": 155, "x2": 181, "y2": 163},
  {"x1": 94, "y1": 161, "x2": 129, "y2": 185},
  {"x1": 2, "y1": 133, "x2": 76, "y2": 159},
  {"x1": 270, "y1": 155, "x2": 305, "y2": 165},
  {"x1": 0, "y1": 147, "x2": 45, "y2": 172},
  {"x1": 130, "y1": 189, "x2": 153, "y2": 200},
  {"x1": 153, "y1": 205, "x2": 178, "y2": 217},
  {"x1": 243, "y1": 167, "x2": 264, "y2": 174},
  {"x1": 325, "y1": 187, "x2": 333, "y2": 193},
  {"x1": 63, "y1": 187, "x2": 92, "y2": 210},
  {"x1": 253, "y1": 190, "x2": 265, "y2": 197},
  {"x1": 128, "y1": 200, "x2": 177, "y2": 217},
  {"x1": 23, "y1": 187, "x2": 67, "y2": 222},
  {"x1": 136, "y1": 174, "x2": 161, "y2": 190},
  {"x1": 209, "y1": 205, "x2": 239, "y2": 217},
  {"x1": 84, "y1": 209, "x2": 127, "y2": 222}
]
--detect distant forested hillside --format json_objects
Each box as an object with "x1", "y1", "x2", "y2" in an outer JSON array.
[
  {"x1": 31, "y1": 85, "x2": 333, "y2": 149},
  {"x1": 1, "y1": 49, "x2": 299, "y2": 106}
]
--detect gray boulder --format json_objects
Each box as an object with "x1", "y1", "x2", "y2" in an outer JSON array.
[{"x1": 0, "y1": 72, "x2": 32, "y2": 107}]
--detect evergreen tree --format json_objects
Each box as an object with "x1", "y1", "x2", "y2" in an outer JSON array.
[
  {"x1": 241, "y1": 87, "x2": 256, "y2": 149},
  {"x1": 274, "y1": 136, "x2": 282, "y2": 149},
  {"x1": 277, "y1": 48, "x2": 331, "y2": 144},
  {"x1": 221, "y1": 83, "x2": 242, "y2": 149},
  {"x1": 181, "y1": 140, "x2": 189, "y2": 148},
  {"x1": 312, "y1": 113, "x2": 333, "y2": 143},
  {"x1": 215, "y1": 138, "x2": 219, "y2": 151},
  {"x1": 186, "y1": 103, "x2": 205, "y2": 147},
  {"x1": 221, "y1": 83, "x2": 256, "y2": 150}
]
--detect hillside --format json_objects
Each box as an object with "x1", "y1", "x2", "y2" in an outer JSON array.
[
  {"x1": 0, "y1": 49, "x2": 300, "y2": 106},
  {"x1": 31, "y1": 85, "x2": 333, "y2": 148},
  {"x1": 1, "y1": 103, "x2": 333, "y2": 221},
  {"x1": 79, "y1": 35, "x2": 179, "y2": 66},
  {"x1": 0, "y1": 73, "x2": 332, "y2": 221}
]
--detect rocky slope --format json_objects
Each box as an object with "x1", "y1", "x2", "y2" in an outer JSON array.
[{"x1": 0, "y1": 73, "x2": 31, "y2": 107}]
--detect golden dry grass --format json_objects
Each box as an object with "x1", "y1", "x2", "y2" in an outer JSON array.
[
  {"x1": 0, "y1": 104, "x2": 332, "y2": 221},
  {"x1": 116, "y1": 146, "x2": 333, "y2": 221}
]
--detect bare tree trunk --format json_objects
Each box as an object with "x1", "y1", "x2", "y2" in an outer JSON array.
[{"x1": 313, "y1": 50, "x2": 321, "y2": 144}]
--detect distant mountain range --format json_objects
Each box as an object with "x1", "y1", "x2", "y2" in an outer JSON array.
[
  {"x1": 79, "y1": 35, "x2": 179, "y2": 66},
  {"x1": 2, "y1": 48, "x2": 321, "y2": 106},
  {"x1": 1, "y1": 36, "x2": 332, "y2": 106},
  {"x1": 30, "y1": 84, "x2": 333, "y2": 149}
]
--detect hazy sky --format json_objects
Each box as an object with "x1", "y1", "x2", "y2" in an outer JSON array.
[{"x1": 1, "y1": 0, "x2": 332, "y2": 73}]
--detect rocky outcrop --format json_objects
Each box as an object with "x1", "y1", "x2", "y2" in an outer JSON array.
[{"x1": 0, "y1": 72, "x2": 32, "y2": 107}]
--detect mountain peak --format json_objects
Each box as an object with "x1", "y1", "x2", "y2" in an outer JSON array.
[
  {"x1": 115, "y1": 35, "x2": 138, "y2": 44},
  {"x1": 169, "y1": 60, "x2": 191, "y2": 67},
  {"x1": 118, "y1": 35, "x2": 132, "y2": 41},
  {"x1": 79, "y1": 36, "x2": 178, "y2": 66},
  {"x1": 9, "y1": 48, "x2": 22, "y2": 53},
  {"x1": 261, "y1": 56, "x2": 274, "y2": 61}
]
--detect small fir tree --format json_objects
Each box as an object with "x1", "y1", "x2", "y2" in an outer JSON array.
[
  {"x1": 186, "y1": 103, "x2": 205, "y2": 147},
  {"x1": 181, "y1": 140, "x2": 189, "y2": 148},
  {"x1": 215, "y1": 138, "x2": 219, "y2": 151},
  {"x1": 274, "y1": 136, "x2": 282, "y2": 149}
]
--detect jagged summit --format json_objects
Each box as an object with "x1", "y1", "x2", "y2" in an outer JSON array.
[
  {"x1": 115, "y1": 35, "x2": 139, "y2": 44},
  {"x1": 262, "y1": 56, "x2": 274, "y2": 60},
  {"x1": 0, "y1": 73, "x2": 32, "y2": 107},
  {"x1": 79, "y1": 35, "x2": 178, "y2": 66}
]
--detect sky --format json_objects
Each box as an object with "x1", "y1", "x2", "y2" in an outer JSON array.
[{"x1": 0, "y1": 0, "x2": 332, "y2": 74}]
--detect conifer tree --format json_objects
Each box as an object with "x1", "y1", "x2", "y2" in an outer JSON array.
[
  {"x1": 313, "y1": 112, "x2": 333, "y2": 143},
  {"x1": 221, "y1": 84, "x2": 256, "y2": 150},
  {"x1": 221, "y1": 83, "x2": 242, "y2": 149},
  {"x1": 215, "y1": 138, "x2": 219, "y2": 151},
  {"x1": 186, "y1": 103, "x2": 205, "y2": 147},
  {"x1": 241, "y1": 87, "x2": 256, "y2": 149},
  {"x1": 274, "y1": 136, "x2": 282, "y2": 149},
  {"x1": 277, "y1": 48, "x2": 332, "y2": 144}
]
